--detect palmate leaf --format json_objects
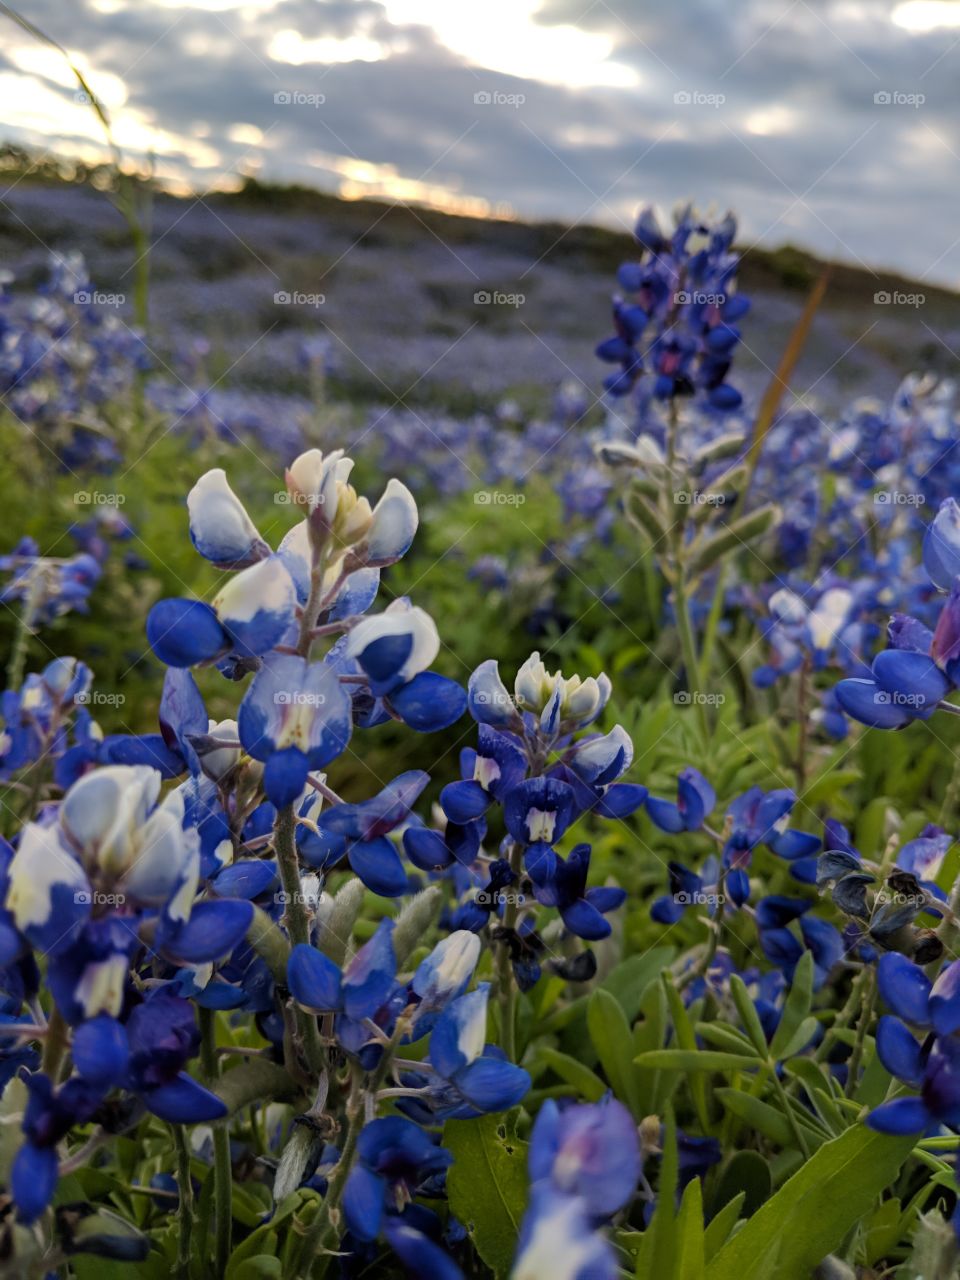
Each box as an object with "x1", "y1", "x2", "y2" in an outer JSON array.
[
  {"x1": 444, "y1": 1112, "x2": 528, "y2": 1279},
  {"x1": 705, "y1": 1125, "x2": 917, "y2": 1280}
]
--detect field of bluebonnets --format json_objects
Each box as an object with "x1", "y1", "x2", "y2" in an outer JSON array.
[{"x1": 8, "y1": 139, "x2": 960, "y2": 1280}]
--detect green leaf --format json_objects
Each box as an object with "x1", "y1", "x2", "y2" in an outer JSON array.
[
  {"x1": 694, "y1": 1022, "x2": 762, "y2": 1057},
  {"x1": 768, "y1": 951, "x2": 813, "y2": 1062},
  {"x1": 716, "y1": 1088, "x2": 795, "y2": 1149},
  {"x1": 632, "y1": 979, "x2": 673, "y2": 1113},
  {"x1": 729, "y1": 976, "x2": 771, "y2": 1056},
  {"x1": 773, "y1": 1015, "x2": 820, "y2": 1062},
  {"x1": 588, "y1": 988, "x2": 639, "y2": 1114},
  {"x1": 705, "y1": 1126, "x2": 917, "y2": 1280},
  {"x1": 854, "y1": 1040, "x2": 891, "y2": 1108},
  {"x1": 662, "y1": 975, "x2": 711, "y2": 1129},
  {"x1": 634, "y1": 1050, "x2": 760, "y2": 1073},
  {"x1": 537, "y1": 1048, "x2": 607, "y2": 1101},
  {"x1": 713, "y1": 1151, "x2": 772, "y2": 1218},
  {"x1": 675, "y1": 1176, "x2": 706, "y2": 1280},
  {"x1": 703, "y1": 1193, "x2": 745, "y2": 1254},
  {"x1": 635, "y1": 1109, "x2": 679, "y2": 1276},
  {"x1": 862, "y1": 1197, "x2": 902, "y2": 1267},
  {"x1": 445, "y1": 1113, "x2": 529, "y2": 1279},
  {"x1": 549, "y1": 947, "x2": 674, "y2": 1040},
  {"x1": 783, "y1": 1059, "x2": 844, "y2": 1132},
  {"x1": 229, "y1": 1261, "x2": 282, "y2": 1280}
]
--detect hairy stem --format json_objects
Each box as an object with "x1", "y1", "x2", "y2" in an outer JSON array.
[
  {"x1": 171, "y1": 1124, "x2": 195, "y2": 1280},
  {"x1": 200, "y1": 1008, "x2": 232, "y2": 1275},
  {"x1": 290, "y1": 1070, "x2": 365, "y2": 1279},
  {"x1": 496, "y1": 841, "x2": 524, "y2": 1063}
]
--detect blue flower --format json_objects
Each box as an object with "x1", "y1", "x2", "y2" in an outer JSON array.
[
  {"x1": 186, "y1": 468, "x2": 270, "y2": 568},
  {"x1": 532, "y1": 844, "x2": 626, "y2": 941},
  {"x1": 237, "y1": 653, "x2": 353, "y2": 806},
  {"x1": 513, "y1": 1185, "x2": 617, "y2": 1279},
  {"x1": 645, "y1": 767, "x2": 716, "y2": 833},
  {"x1": 924, "y1": 497, "x2": 960, "y2": 590},
  {"x1": 300, "y1": 771, "x2": 428, "y2": 896},
  {"x1": 342, "y1": 1116, "x2": 453, "y2": 1243},
  {"x1": 528, "y1": 1096, "x2": 639, "y2": 1218},
  {"x1": 428, "y1": 984, "x2": 530, "y2": 1114}
]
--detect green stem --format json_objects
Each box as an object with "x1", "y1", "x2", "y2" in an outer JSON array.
[
  {"x1": 677, "y1": 867, "x2": 727, "y2": 992},
  {"x1": 274, "y1": 805, "x2": 325, "y2": 1078},
  {"x1": 795, "y1": 655, "x2": 811, "y2": 794},
  {"x1": 171, "y1": 1124, "x2": 195, "y2": 1280},
  {"x1": 200, "y1": 1009, "x2": 232, "y2": 1276},
  {"x1": 289, "y1": 1070, "x2": 365, "y2": 1279},
  {"x1": 673, "y1": 567, "x2": 709, "y2": 741},
  {"x1": 700, "y1": 562, "x2": 728, "y2": 681},
  {"x1": 939, "y1": 749, "x2": 960, "y2": 828},
  {"x1": 770, "y1": 1065, "x2": 810, "y2": 1159},
  {"x1": 496, "y1": 841, "x2": 524, "y2": 1063},
  {"x1": 815, "y1": 966, "x2": 867, "y2": 1064},
  {"x1": 296, "y1": 547, "x2": 330, "y2": 657},
  {"x1": 41, "y1": 1008, "x2": 69, "y2": 1081},
  {"x1": 276, "y1": 805, "x2": 310, "y2": 948},
  {"x1": 844, "y1": 967, "x2": 876, "y2": 1098},
  {"x1": 6, "y1": 569, "x2": 44, "y2": 692}
]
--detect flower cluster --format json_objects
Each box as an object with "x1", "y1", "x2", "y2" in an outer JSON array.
[
  {"x1": 596, "y1": 205, "x2": 748, "y2": 417},
  {"x1": 835, "y1": 498, "x2": 960, "y2": 729},
  {"x1": 408, "y1": 652, "x2": 647, "y2": 992}
]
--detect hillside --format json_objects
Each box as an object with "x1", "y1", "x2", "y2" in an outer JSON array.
[{"x1": 1, "y1": 167, "x2": 956, "y2": 416}]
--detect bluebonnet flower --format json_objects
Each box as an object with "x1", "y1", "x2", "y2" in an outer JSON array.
[
  {"x1": 513, "y1": 1095, "x2": 639, "y2": 1280},
  {"x1": 341, "y1": 1116, "x2": 453, "y2": 1244},
  {"x1": 867, "y1": 953, "x2": 960, "y2": 1134},
  {"x1": 420, "y1": 653, "x2": 643, "y2": 976},
  {"x1": 596, "y1": 205, "x2": 748, "y2": 418},
  {"x1": 297, "y1": 771, "x2": 428, "y2": 895},
  {"x1": 0, "y1": 539, "x2": 103, "y2": 626},
  {"x1": 651, "y1": 856, "x2": 721, "y2": 925},
  {"x1": 426, "y1": 984, "x2": 530, "y2": 1114},
  {"x1": 645, "y1": 767, "x2": 715, "y2": 833},
  {"x1": 755, "y1": 896, "x2": 843, "y2": 990}
]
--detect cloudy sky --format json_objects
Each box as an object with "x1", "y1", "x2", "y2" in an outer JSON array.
[{"x1": 2, "y1": 0, "x2": 959, "y2": 282}]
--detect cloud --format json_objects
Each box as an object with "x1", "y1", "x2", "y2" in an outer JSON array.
[{"x1": 0, "y1": 0, "x2": 958, "y2": 282}]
